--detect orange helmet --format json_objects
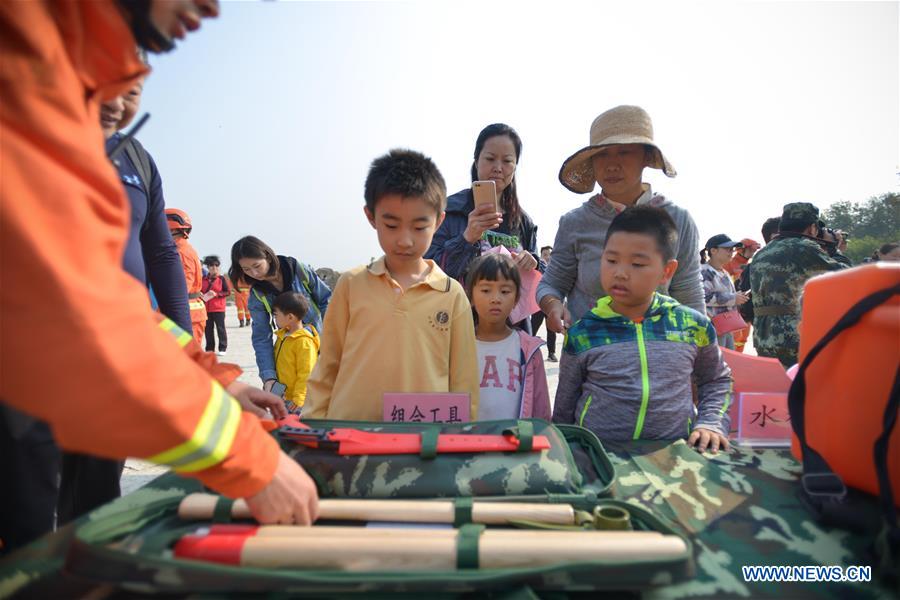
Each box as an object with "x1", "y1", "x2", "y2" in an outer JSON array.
[{"x1": 165, "y1": 208, "x2": 192, "y2": 236}]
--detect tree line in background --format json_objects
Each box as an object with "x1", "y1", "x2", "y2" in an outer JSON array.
[{"x1": 822, "y1": 192, "x2": 899, "y2": 263}]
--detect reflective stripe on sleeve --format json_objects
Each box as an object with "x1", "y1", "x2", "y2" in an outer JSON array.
[
  {"x1": 146, "y1": 382, "x2": 242, "y2": 473},
  {"x1": 158, "y1": 317, "x2": 193, "y2": 348}
]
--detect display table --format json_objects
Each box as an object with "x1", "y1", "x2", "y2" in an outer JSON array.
[{"x1": 0, "y1": 441, "x2": 890, "y2": 599}]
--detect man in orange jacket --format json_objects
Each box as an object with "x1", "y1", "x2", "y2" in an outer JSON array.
[
  {"x1": 0, "y1": 0, "x2": 318, "y2": 553},
  {"x1": 166, "y1": 208, "x2": 208, "y2": 344}
]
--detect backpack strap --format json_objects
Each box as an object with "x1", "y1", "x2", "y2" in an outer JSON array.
[
  {"x1": 122, "y1": 137, "x2": 152, "y2": 200},
  {"x1": 788, "y1": 284, "x2": 900, "y2": 578},
  {"x1": 296, "y1": 263, "x2": 322, "y2": 322},
  {"x1": 251, "y1": 287, "x2": 276, "y2": 333}
]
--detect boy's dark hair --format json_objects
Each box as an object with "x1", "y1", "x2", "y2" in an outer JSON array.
[
  {"x1": 761, "y1": 217, "x2": 781, "y2": 242},
  {"x1": 272, "y1": 291, "x2": 309, "y2": 321},
  {"x1": 228, "y1": 236, "x2": 279, "y2": 286},
  {"x1": 203, "y1": 255, "x2": 220, "y2": 267},
  {"x1": 604, "y1": 205, "x2": 678, "y2": 262},
  {"x1": 540, "y1": 245, "x2": 552, "y2": 254},
  {"x1": 364, "y1": 149, "x2": 446, "y2": 216},
  {"x1": 470, "y1": 124, "x2": 523, "y2": 231},
  {"x1": 464, "y1": 253, "x2": 522, "y2": 326}
]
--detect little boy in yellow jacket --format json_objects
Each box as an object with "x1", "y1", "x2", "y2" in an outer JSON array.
[{"x1": 272, "y1": 292, "x2": 320, "y2": 412}]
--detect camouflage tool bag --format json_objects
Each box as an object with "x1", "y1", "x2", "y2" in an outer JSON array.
[
  {"x1": 60, "y1": 420, "x2": 695, "y2": 595},
  {"x1": 284, "y1": 418, "x2": 614, "y2": 501}
]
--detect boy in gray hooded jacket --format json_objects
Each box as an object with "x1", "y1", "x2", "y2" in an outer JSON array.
[{"x1": 553, "y1": 206, "x2": 732, "y2": 453}]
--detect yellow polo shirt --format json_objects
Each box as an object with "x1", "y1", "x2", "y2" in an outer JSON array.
[{"x1": 303, "y1": 257, "x2": 479, "y2": 421}]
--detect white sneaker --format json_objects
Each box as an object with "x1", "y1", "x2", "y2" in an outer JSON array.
[{"x1": 216, "y1": 350, "x2": 227, "y2": 357}]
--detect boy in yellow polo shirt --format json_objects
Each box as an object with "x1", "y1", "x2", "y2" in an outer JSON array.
[{"x1": 303, "y1": 149, "x2": 479, "y2": 420}]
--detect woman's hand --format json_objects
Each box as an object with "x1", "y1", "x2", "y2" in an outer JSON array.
[
  {"x1": 511, "y1": 250, "x2": 537, "y2": 272},
  {"x1": 463, "y1": 203, "x2": 503, "y2": 244},
  {"x1": 540, "y1": 296, "x2": 571, "y2": 334},
  {"x1": 262, "y1": 379, "x2": 276, "y2": 393},
  {"x1": 734, "y1": 291, "x2": 749, "y2": 306}
]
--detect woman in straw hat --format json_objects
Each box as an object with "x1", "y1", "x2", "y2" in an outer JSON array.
[
  {"x1": 425, "y1": 123, "x2": 540, "y2": 296},
  {"x1": 536, "y1": 105, "x2": 705, "y2": 333}
]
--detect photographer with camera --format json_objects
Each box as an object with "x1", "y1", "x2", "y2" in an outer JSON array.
[
  {"x1": 817, "y1": 222, "x2": 853, "y2": 266},
  {"x1": 749, "y1": 203, "x2": 848, "y2": 367}
]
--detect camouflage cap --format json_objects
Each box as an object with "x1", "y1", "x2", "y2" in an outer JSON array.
[{"x1": 781, "y1": 202, "x2": 819, "y2": 224}]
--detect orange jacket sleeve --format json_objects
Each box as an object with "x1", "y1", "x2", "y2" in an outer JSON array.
[
  {"x1": 0, "y1": 0, "x2": 278, "y2": 499},
  {"x1": 157, "y1": 315, "x2": 242, "y2": 388}
]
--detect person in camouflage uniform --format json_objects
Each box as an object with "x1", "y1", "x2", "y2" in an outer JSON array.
[{"x1": 749, "y1": 202, "x2": 848, "y2": 367}]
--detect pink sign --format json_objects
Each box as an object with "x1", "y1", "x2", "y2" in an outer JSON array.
[
  {"x1": 382, "y1": 393, "x2": 470, "y2": 423},
  {"x1": 736, "y1": 392, "x2": 792, "y2": 446},
  {"x1": 721, "y1": 349, "x2": 792, "y2": 438}
]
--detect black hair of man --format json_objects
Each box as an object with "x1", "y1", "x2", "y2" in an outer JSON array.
[
  {"x1": 604, "y1": 205, "x2": 678, "y2": 262},
  {"x1": 540, "y1": 245, "x2": 553, "y2": 254},
  {"x1": 761, "y1": 217, "x2": 781, "y2": 243},
  {"x1": 203, "y1": 255, "x2": 221, "y2": 267},
  {"x1": 364, "y1": 149, "x2": 446, "y2": 216},
  {"x1": 778, "y1": 218, "x2": 812, "y2": 234},
  {"x1": 272, "y1": 291, "x2": 309, "y2": 322}
]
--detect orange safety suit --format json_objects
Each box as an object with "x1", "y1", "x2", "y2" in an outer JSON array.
[
  {"x1": 234, "y1": 279, "x2": 252, "y2": 325},
  {"x1": 175, "y1": 236, "x2": 208, "y2": 344},
  {"x1": 0, "y1": 0, "x2": 279, "y2": 499}
]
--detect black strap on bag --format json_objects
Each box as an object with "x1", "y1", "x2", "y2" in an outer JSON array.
[
  {"x1": 787, "y1": 283, "x2": 899, "y2": 580},
  {"x1": 122, "y1": 137, "x2": 153, "y2": 200}
]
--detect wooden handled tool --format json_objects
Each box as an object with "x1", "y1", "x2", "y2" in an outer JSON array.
[
  {"x1": 178, "y1": 493, "x2": 577, "y2": 526},
  {"x1": 174, "y1": 527, "x2": 686, "y2": 571}
]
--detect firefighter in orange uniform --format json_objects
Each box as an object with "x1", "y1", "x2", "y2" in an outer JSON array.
[
  {"x1": 234, "y1": 276, "x2": 252, "y2": 327},
  {"x1": 0, "y1": 0, "x2": 318, "y2": 553},
  {"x1": 166, "y1": 208, "x2": 207, "y2": 344}
]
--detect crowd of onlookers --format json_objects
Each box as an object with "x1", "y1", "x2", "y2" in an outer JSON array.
[{"x1": 4, "y1": 0, "x2": 897, "y2": 552}]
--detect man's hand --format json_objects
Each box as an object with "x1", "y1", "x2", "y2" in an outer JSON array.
[
  {"x1": 687, "y1": 427, "x2": 730, "y2": 453},
  {"x1": 511, "y1": 250, "x2": 538, "y2": 272},
  {"x1": 540, "y1": 297, "x2": 571, "y2": 334},
  {"x1": 463, "y1": 203, "x2": 503, "y2": 244},
  {"x1": 262, "y1": 379, "x2": 276, "y2": 393},
  {"x1": 734, "y1": 292, "x2": 750, "y2": 306},
  {"x1": 227, "y1": 381, "x2": 288, "y2": 419},
  {"x1": 244, "y1": 451, "x2": 319, "y2": 525}
]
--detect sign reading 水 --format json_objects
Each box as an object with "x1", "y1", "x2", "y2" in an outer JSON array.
[{"x1": 736, "y1": 392, "x2": 792, "y2": 447}]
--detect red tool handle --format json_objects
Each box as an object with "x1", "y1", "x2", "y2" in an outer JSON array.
[
  {"x1": 275, "y1": 415, "x2": 551, "y2": 455},
  {"x1": 325, "y1": 430, "x2": 551, "y2": 455}
]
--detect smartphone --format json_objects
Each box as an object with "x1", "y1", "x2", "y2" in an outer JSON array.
[
  {"x1": 472, "y1": 180, "x2": 498, "y2": 212},
  {"x1": 270, "y1": 381, "x2": 287, "y2": 398}
]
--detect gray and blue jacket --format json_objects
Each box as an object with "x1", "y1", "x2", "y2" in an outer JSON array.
[{"x1": 553, "y1": 293, "x2": 733, "y2": 440}]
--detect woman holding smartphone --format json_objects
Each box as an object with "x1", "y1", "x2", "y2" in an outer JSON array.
[
  {"x1": 228, "y1": 236, "x2": 331, "y2": 392},
  {"x1": 426, "y1": 123, "x2": 540, "y2": 282}
]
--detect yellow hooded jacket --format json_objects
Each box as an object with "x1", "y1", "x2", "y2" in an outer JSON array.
[{"x1": 274, "y1": 325, "x2": 320, "y2": 409}]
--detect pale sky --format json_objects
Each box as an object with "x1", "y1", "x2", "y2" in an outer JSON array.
[{"x1": 140, "y1": 0, "x2": 899, "y2": 271}]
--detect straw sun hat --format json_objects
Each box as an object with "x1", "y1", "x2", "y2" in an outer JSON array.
[{"x1": 558, "y1": 105, "x2": 677, "y2": 194}]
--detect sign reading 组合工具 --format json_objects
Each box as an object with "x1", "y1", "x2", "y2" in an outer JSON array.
[{"x1": 382, "y1": 393, "x2": 470, "y2": 423}]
